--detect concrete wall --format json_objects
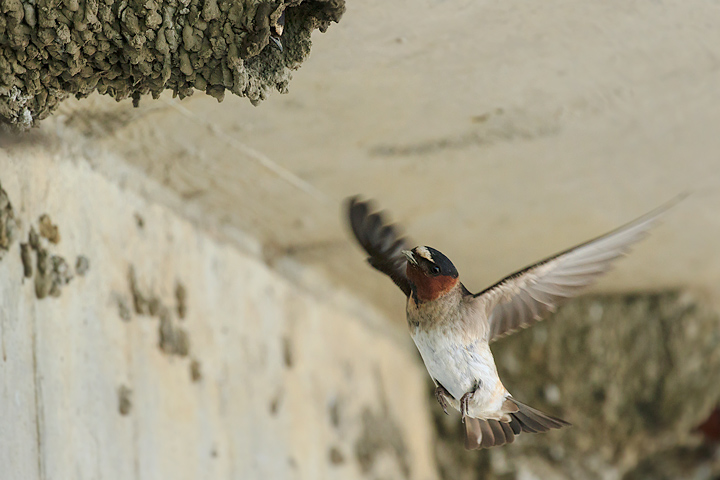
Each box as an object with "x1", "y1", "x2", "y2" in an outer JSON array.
[{"x1": 0, "y1": 151, "x2": 438, "y2": 480}]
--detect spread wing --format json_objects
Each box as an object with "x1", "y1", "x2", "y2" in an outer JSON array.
[
  {"x1": 474, "y1": 199, "x2": 679, "y2": 343},
  {"x1": 346, "y1": 196, "x2": 412, "y2": 297}
]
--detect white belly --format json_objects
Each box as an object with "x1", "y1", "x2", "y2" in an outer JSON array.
[{"x1": 411, "y1": 327, "x2": 506, "y2": 418}]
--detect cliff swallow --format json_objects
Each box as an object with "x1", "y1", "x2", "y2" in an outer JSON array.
[
  {"x1": 347, "y1": 196, "x2": 676, "y2": 449},
  {"x1": 269, "y1": 10, "x2": 285, "y2": 52}
]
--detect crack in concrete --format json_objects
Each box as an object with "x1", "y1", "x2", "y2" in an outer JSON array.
[{"x1": 31, "y1": 304, "x2": 45, "y2": 480}]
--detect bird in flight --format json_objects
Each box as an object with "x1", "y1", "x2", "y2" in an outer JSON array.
[{"x1": 346, "y1": 196, "x2": 675, "y2": 449}]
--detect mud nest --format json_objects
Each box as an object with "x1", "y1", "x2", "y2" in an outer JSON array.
[{"x1": 0, "y1": 0, "x2": 345, "y2": 129}]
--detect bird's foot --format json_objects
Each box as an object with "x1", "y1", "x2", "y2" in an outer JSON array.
[
  {"x1": 460, "y1": 380, "x2": 482, "y2": 423},
  {"x1": 434, "y1": 385, "x2": 451, "y2": 415}
]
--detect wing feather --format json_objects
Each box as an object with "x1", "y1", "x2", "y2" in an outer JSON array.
[
  {"x1": 474, "y1": 197, "x2": 681, "y2": 343},
  {"x1": 347, "y1": 196, "x2": 412, "y2": 297}
]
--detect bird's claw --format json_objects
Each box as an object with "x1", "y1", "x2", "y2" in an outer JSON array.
[
  {"x1": 460, "y1": 380, "x2": 481, "y2": 423},
  {"x1": 434, "y1": 385, "x2": 451, "y2": 415},
  {"x1": 460, "y1": 393, "x2": 470, "y2": 423}
]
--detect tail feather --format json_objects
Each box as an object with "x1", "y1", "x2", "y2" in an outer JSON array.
[
  {"x1": 499, "y1": 420, "x2": 516, "y2": 444},
  {"x1": 508, "y1": 417, "x2": 522, "y2": 435},
  {"x1": 464, "y1": 398, "x2": 570, "y2": 450},
  {"x1": 465, "y1": 418, "x2": 515, "y2": 449},
  {"x1": 464, "y1": 418, "x2": 482, "y2": 450},
  {"x1": 510, "y1": 399, "x2": 571, "y2": 433}
]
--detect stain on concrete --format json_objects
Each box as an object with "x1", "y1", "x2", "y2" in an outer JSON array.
[
  {"x1": 269, "y1": 389, "x2": 283, "y2": 416},
  {"x1": 368, "y1": 107, "x2": 561, "y2": 157},
  {"x1": 117, "y1": 296, "x2": 132, "y2": 322},
  {"x1": 175, "y1": 281, "x2": 187, "y2": 319},
  {"x1": 128, "y1": 266, "x2": 150, "y2": 315},
  {"x1": 158, "y1": 309, "x2": 190, "y2": 356},
  {"x1": 282, "y1": 335, "x2": 293, "y2": 368},
  {"x1": 328, "y1": 398, "x2": 341, "y2": 428},
  {"x1": 134, "y1": 213, "x2": 145, "y2": 230},
  {"x1": 75, "y1": 255, "x2": 90, "y2": 276},
  {"x1": 38, "y1": 214, "x2": 60, "y2": 244},
  {"x1": 328, "y1": 446, "x2": 345, "y2": 465},
  {"x1": 148, "y1": 297, "x2": 162, "y2": 317},
  {"x1": 0, "y1": 0, "x2": 346, "y2": 129},
  {"x1": 190, "y1": 358, "x2": 202, "y2": 382},
  {"x1": 0, "y1": 181, "x2": 17, "y2": 258},
  {"x1": 118, "y1": 385, "x2": 133, "y2": 416}
]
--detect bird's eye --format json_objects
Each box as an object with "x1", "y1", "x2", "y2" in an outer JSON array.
[{"x1": 430, "y1": 265, "x2": 441, "y2": 275}]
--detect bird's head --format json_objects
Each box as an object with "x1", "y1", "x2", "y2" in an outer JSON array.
[{"x1": 402, "y1": 246, "x2": 459, "y2": 302}]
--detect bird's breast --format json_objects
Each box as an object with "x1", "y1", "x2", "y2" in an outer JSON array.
[{"x1": 410, "y1": 322, "x2": 499, "y2": 402}]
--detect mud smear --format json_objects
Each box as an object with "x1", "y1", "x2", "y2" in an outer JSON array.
[
  {"x1": 118, "y1": 385, "x2": 133, "y2": 416},
  {"x1": 175, "y1": 281, "x2": 187, "y2": 320},
  {"x1": 158, "y1": 307, "x2": 190, "y2": 356},
  {"x1": 328, "y1": 446, "x2": 344, "y2": 465},
  {"x1": 75, "y1": 255, "x2": 90, "y2": 276},
  {"x1": 34, "y1": 248, "x2": 73, "y2": 298},
  {"x1": 38, "y1": 214, "x2": 60, "y2": 244},
  {"x1": 127, "y1": 265, "x2": 191, "y2": 358},
  {"x1": 20, "y1": 242, "x2": 32, "y2": 277},
  {"x1": 0, "y1": 0, "x2": 346, "y2": 129},
  {"x1": 282, "y1": 335, "x2": 293, "y2": 368},
  {"x1": 117, "y1": 295, "x2": 132, "y2": 322},
  {"x1": 189, "y1": 358, "x2": 202, "y2": 382},
  {"x1": 0, "y1": 181, "x2": 18, "y2": 259},
  {"x1": 20, "y1": 218, "x2": 78, "y2": 299},
  {"x1": 368, "y1": 107, "x2": 561, "y2": 157},
  {"x1": 1, "y1": 192, "x2": 77, "y2": 295}
]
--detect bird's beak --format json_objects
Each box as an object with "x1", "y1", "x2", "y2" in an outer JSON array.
[
  {"x1": 269, "y1": 36, "x2": 283, "y2": 52},
  {"x1": 402, "y1": 250, "x2": 417, "y2": 266}
]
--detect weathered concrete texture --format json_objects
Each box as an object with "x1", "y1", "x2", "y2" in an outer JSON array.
[
  {"x1": 433, "y1": 292, "x2": 720, "y2": 480},
  {"x1": 0, "y1": 152, "x2": 437, "y2": 480},
  {"x1": 0, "y1": 0, "x2": 345, "y2": 128}
]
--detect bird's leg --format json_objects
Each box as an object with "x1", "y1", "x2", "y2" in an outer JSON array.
[
  {"x1": 460, "y1": 380, "x2": 482, "y2": 423},
  {"x1": 434, "y1": 384, "x2": 452, "y2": 415}
]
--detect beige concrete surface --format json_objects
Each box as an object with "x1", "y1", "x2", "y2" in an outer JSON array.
[
  {"x1": 0, "y1": 153, "x2": 438, "y2": 480},
  {"x1": 29, "y1": 0, "x2": 720, "y2": 323}
]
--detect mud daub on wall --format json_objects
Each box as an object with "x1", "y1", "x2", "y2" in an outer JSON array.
[
  {"x1": 126, "y1": 266, "x2": 192, "y2": 358},
  {"x1": 0, "y1": 0, "x2": 346, "y2": 129},
  {"x1": 0, "y1": 181, "x2": 18, "y2": 258},
  {"x1": 23, "y1": 219, "x2": 82, "y2": 299},
  {"x1": 1, "y1": 181, "x2": 88, "y2": 298},
  {"x1": 432, "y1": 291, "x2": 720, "y2": 480}
]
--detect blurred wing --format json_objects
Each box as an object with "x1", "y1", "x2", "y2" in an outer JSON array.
[
  {"x1": 474, "y1": 199, "x2": 680, "y2": 343},
  {"x1": 346, "y1": 196, "x2": 412, "y2": 297}
]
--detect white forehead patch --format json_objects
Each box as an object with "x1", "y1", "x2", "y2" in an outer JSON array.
[{"x1": 414, "y1": 246, "x2": 433, "y2": 262}]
